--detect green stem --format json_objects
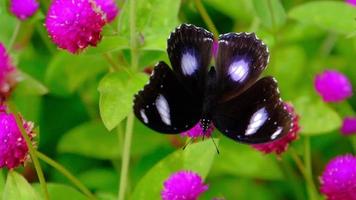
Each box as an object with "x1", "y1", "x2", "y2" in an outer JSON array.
[
  {"x1": 9, "y1": 106, "x2": 49, "y2": 200},
  {"x1": 117, "y1": 0, "x2": 138, "y2": 199},
  {"x1": 8, "y1": 21, "x2": 21, "y2": 51},
  {"x1": 193, "y1": 0, "x2": 219, "y2": 38},
  {"x1": 303, "y1": 137, "x2": 319, "y2": 200},
  {"x1": 103, "y1": 53, "x2": 120, "y2": 72},
  {"x1": 36, "y1": 151, "x2": 96, "y2": 200}
]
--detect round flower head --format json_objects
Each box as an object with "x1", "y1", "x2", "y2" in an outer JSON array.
[
  {"x1": 252, "y1": 102, "x2": 300, "y2": 155},
  {"x1": 346, "y1": 0, "x2": 356, "y2": 6},
  {"x1": 0, "y1": 43, "x2": 18, "y2": 101},
  {"x1": 10, "y1": 0, "x2": 39, "y2": 20},
  {"x1": 0, "y1": 108, "x2": 36, "y2": 169},
  {"x1": 161, "y1": 171, "x2": 208, "y2": 200},
  {"x1": 341, "y1": 117, "x2": 356, "y2": 136},
  {"x1": 45, "y1": 0, "x2": 106, "y2": 53},
  {"x1": 320, "y1": 154, "x2": 356, "y2": 200},
  {"x1": 314, "y1": 70, "x2": 353, "y2": 102},
  {"x1": 181, "y1": 121, "x2": 214, "y2": 139},
  {"x1": 94, "y1": 0, "x2": 119, "y2": 22}
]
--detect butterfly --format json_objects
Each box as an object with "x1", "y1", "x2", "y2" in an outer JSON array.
[{"x1": 133, "y1": 24, "x2": 292, "y2": 144}]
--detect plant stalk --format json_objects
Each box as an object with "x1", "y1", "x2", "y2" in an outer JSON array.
[
  {"x1": 193, "y1": 0, "x2": 219, "y2": 38},
  {"x1": 303, "y1": 136, "x2": 319, "y2": 200}
]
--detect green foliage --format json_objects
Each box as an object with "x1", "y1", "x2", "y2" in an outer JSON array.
[
  {"x1": 252, "y1": 0, "x2": 287, "y2": 31},
  {"x1": 131, "y1": 140, "x2": 218, "y2": 200},
  {"x1": 98, "y1": 71, "x2": 148, "y2": 130},
  {"x1": 34, "y1": 183, "x2": 88, "y2": 200},
  {"x1": 288, "y1": 1, "x2": 356, "y2": 35},
  {"x1": 3, "y1": 171, "x2": 40, "y2": 200}
]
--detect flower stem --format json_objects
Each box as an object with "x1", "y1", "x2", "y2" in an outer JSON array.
[
  {"x1": 193, "y1": 0, "x2": 219, "y2": 38},
  {"x1": 103, "y1": 53, "x2": 120, "y2": 71},
  {"x1": 36, "y1": 151, "x2": 96, "y2": 200},
  {"x1": 8, "y1": 21, "x2": 21, "y2": 51},
  {"x1": 9, "y1": 106, "x2": 49, "y2": 200},
  {"x1": 117, "y1": 0, "x2": 138, "y2": 200},
  {"x1": 303, "y1": 136, "x2": 319, "y2": 200}
]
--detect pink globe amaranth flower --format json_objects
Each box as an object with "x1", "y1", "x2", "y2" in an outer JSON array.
[
  {"x1": 341, "y1": 117, "x2": 356, "y2": 135},
  {"x1": 181, "y1": 121, "x2": 215, "y2": 139},
  {"x1": 161, "y1": 171, "x2": 208, "y2": 200},
  {"x1": 346, "y1": 0, "x2": 356, "y2": 6},
  {"x1": 0, "y1": 43, "x2": 18, "y2": 101},
  {"x1": 10, "y1": 0, "x2": 39, "y2": 20},
  {"x1": 0, "y1": 108, "x2": 36, "y2": 169},
  {"x1": 252, "y1": 102, "x2": 300, "y2": 155},
  {"x1": 320, "y1": 154, "x2": 356, "y2": 200},
  {"x1": 314, "y1": 70, "x2": 353, "y2": 103},
  {"x1": 45, "y1": 0, "x2": 106, "y2": 53},
  {"x1": 94, "y1": 0, "x2": 119, "y2": 22}
]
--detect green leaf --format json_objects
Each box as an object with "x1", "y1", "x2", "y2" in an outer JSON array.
[
  {"x1": 118, "y1": 0, "x2": 180, "y2": 51},
  {"x1": 33, "y1": 183, "x2": 87, "y2": 200},
  {"x1": 3, "y1": 171, "x2": 40, "y2": 200},
  {"x1": 57, "y1": 121, "x2": 120, "y2": 159},
  {"x1": 85, "y1": 35, "x2": 130, "y2": 54},
  {"x1": 288, "y1": 1, "x2": 356, "y2": 35},
  {"x1": 0, "y1": 171, "x2": 5, "y2": 197},
  {"x1": 98, "y1": 71, "x2": 148, "y2": 131},
  {"x1": 18, "y1": 71, "x2": 49, "y2": 95},
  {"x1": 45, "y1": 52, "x2": 108, "y2": 96},
  {"x1": 131, "y1": 140, "x2": 218, "y2": 200},
  {"x1": 203, "y1": 0, "x2": 254, "y2": 21},
  {"x1": 78, "y1": 168, "x2": 118, "y2": 193},
  {"x1": 252, "y1": 0, "x2": 286, "y2": 30},
  {"x1": 293, "y1": 96, "x2": 342, "y2": 135},
  {"x1": 211, "y1": 138, "x2": 283, "y2": 180}
]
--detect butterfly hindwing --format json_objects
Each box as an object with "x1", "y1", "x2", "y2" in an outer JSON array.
[
  {"x1": 133, "y1": 62, "x2": 202, "y2": 134},
  {"x1": 212, "y1": 77, "x2": 292, "y2": 144},
  {"x1": 167, "y1": 24, "x2": 214, "y2": 97},
  {"x1": 216, "y1": 32, "x2": 270, "y2": 102}
]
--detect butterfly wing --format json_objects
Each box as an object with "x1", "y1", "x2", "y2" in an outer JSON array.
[
  {"x1": 133, "y1": 62, "x2": 202, "y2": 134},
  {"x1": 216, "y1": 32, "x2": 269, "y2": 101},
  {"x1": 212, "y1": 77, "x2": 292, "y2": 144},
  {"x1": 167, "y1": 23, "x2": 214, "y2": 97}
]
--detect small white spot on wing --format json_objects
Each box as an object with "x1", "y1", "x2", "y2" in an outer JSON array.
[
  {"x1": 245, "y1": 107, "x2": 268, "y2": 136},
  {"x1": 271, "y1": 127, "x2": 283, "y2": 140},
  {"x1": 156, "y1": 95, "x2": 171, "y2": 126},
  {"x1": 181, "y1": 52, "x2": 198, "y2": 76},
  {"x1": 140, "y1": 109, "x2": 148, "y2": 124}
]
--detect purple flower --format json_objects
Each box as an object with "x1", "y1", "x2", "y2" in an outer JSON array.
[
  {"x1": 320, "y1": 154, "x2": 356, "y2": 200},
  {"x1": 10, "y1": 0, "x2": 39, "y2": 20},
  {"x1": 94, "y1": 0, "x2": 119, "y2": 22},
  {"x1": 252, "y1": 102, "x2": 300, "y2": 155},
  {"x1": 0, "y1": 43, "x2": 17, "y2": 101},
  {"x1": 0, "y1": 107, "x2": 36, "y2": 169},
  {"x1": 314, "y1": 70, "x2": 353, "y2": 103},
  {"x1": 161, "y1": 171, "x2": 208, "y2": 200},
  {"x1": 45, "y1": 0, "x2": 106, "y2": 53},
  {"x1": 181, "y1": 121, "x2": 214, "y2": 139},
  {"x1": 346, "y1": 0, "x2": 356, "y2": 6},
  {"x1": 341, "y1": 117, "x2": 356, "y2": 135}
]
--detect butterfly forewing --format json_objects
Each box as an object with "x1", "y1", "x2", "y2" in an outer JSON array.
[
  {"x1": 212, "y1": 77, "x2": 292, "y2": 144},
  {"x1": 216, "y1": 32, "x2": 269, "y2": 102},
  {"x1": 133, "y1": 62, "x2": 202, "y2": 134},
  {"x1": 167, "y1": 24, "x2": 214, "y2": 97}
]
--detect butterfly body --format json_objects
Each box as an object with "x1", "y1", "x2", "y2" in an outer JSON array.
[{"x1": 133, "y1": 24, "x2": 292, "y2": 144}]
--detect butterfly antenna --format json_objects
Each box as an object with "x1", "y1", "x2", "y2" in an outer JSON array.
[{"x1": 210, "y1": 137, "x2": 220, "y2": 154}]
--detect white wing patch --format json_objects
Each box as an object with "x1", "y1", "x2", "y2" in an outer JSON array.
[
  {"x1": 156, "y1": 95, "x2": 171, "y2": 125},
  {"x1": 245, "y1": 107, "x2": 268, "y2": 136},
  {"x1": 228, "y1": 59, "x2": 249, "y2": 82},
  {"x1": 140, "y1": 109, "x2": 148, "y2": 124},
  {"x1": 181, "y1": 52, "x2": 198, "y2": 76},
  {"x1": 271, "y1": 127, "x2": 283, "y2": 140}
]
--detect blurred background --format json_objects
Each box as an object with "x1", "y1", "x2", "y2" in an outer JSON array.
[{"x1": 0, "y1": 0, "x2": 355, "y2": 199}]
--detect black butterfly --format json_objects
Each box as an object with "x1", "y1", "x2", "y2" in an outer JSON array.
[{"x1": 133, "y1": 24, "x2": 292, "y2": 144}]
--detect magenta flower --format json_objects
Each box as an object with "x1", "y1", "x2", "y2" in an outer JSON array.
[
  {"x1": 10, "y1": 0, "x2": 39, "y2": 20},
  {"x1": 252, "y1": 102, "x2": 300, "y2": 155},
  {"x1": 0, "y1": 107, "x2": 36, "y2": 169},
  {"x1": 161, "y1": 171, "x2": 208, "y2": 200},
  {"x1": 0, "y1": 43, "x2": 18, "y2": 101},
  {"x1": 346, "y1": 0, "x2": 356, "y2": 6},
  {"x1": 314, "y1": 70, "x2": 353, "y2": 102},
  {"x1": 320, "y1": 154, "x2": 356, "y2": 200},
  {"x1": 341, "y1": 117, "x2": 356, "y2": 135},
  {"x1": 181, "y1": 121, "x2": 214, "y2": 139},
  {"x1": 94, "y1": 0, "x2": 119, "y2": 22},
  {"x1": 45, "y1": 0, "x2": 106, "y2": 53}
]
